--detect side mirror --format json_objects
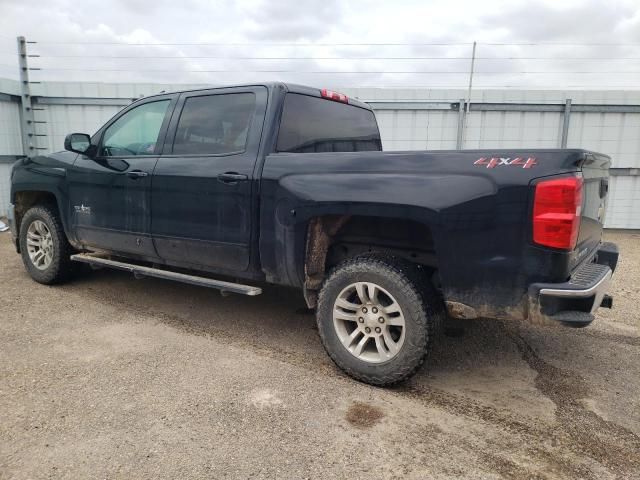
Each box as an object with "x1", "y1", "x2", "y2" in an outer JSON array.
[{"x1": 64, "y1": 133, "x2": 93, "y2": 155}]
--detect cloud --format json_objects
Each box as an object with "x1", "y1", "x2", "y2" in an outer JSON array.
[
  {"x1": 239, "y1": 0, "x2": 346, "y2": 41},
  {"x1": 482, "y1": 0, "x2": 637, "y2": 43},
  {"x1": 0, "y1": 0, "x2": 638, "y2": 89}
]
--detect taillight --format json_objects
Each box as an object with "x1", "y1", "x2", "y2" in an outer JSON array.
[
  {"x1": 320, "y1": 88, "x2": 349, "y2": 104},
  {"x1": 533, "y1": 176, "x2": 583, "y2": 250}
]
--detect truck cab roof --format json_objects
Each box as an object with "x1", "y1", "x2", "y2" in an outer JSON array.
[{"x1": 136, "y1": 82, "x2": 374, "y2": 111}]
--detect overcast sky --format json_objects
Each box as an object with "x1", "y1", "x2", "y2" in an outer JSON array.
[{"x1": 1, "y1": 0, "x2": 639, "y2": 89}]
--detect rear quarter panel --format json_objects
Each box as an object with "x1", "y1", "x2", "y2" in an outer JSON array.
[{"x1": 259, "y1": 149, "x2": 590, "y2": 320}]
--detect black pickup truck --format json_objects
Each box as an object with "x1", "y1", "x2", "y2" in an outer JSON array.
[{"x1": 7, "y1": 82, "x2": 618, "y2": 385}]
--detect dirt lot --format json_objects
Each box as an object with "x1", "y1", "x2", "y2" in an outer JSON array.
[{"x1": 0, "y1": 231, "x2": 639, "y2": 479}]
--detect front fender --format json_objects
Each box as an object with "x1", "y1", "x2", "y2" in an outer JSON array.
[{"x1": 10, "y1": 152, "x2": 76, "y2": 242}]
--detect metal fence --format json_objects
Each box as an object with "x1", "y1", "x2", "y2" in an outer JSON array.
[{"x1": 1, "y1": 78, "x2": 639, "y2": 228}]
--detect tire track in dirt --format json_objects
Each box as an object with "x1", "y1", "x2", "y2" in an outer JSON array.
[
  {"x1": 391, "y1": 382, "x2": 599, "y2": 479},
  {"x1": 582, "y1": 329, "x2": 640, "y2": 347},
  {"x1": 509, "y1": 328, "x2": 640, "y2": 478}
]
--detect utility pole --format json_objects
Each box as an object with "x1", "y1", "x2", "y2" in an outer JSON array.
[{"x1": 461, "y1": 41, "x2": 477, "y2": 149}]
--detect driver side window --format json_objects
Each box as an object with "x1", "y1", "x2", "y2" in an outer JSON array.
[{"x1": 101, "y1": 100, "x2": 170, "y2": 157}]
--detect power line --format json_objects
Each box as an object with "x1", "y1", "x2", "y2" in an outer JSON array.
[
  {"x1": 28, "y1": 40, "x2": 473, "y2": 46},
  {"x1": 471, "y1": 84, "x2": 640, "y2": 88},
  {"x1": 31, "y1": 55, "x2": 476, "y2": 60},
  {"x1": 480, "y1": 57, "x2": 640, "y2": 60},
  {"x1": 24, "y1": 40, "x2": 640, "y2": 47},
  {"x1": 339, "y1": 85, "x2": 640, "y2": 88},
  {"x1": 482, "y1": 42, "x2": 640, "y2": 46},
  {"x1": 23, "y1": 54, "x2": 640, "y2": 60},
  {"x1": 34, "y1": 68, "x2": 467, "y2": 73},
  {"x1": 8, "y1": 37, "x2": 640, "y2": 89},
  {"x1": 413, "y1": 85, "x2": 640, "y2": 88},
  {"x1": 29, "y1": 67, "x2": 640, "y2": 74}
]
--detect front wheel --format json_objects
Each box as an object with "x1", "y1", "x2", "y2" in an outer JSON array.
[
  {"x1": 316, "y1": 254, "x2": 439, "y2": 386},
  {"x1": 19, "y1": 205, "x2": 74, "y2": 285}
]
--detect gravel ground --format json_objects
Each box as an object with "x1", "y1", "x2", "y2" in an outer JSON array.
[{"x1": 0, "y1": 230, "x2": 638, "y2": 479}]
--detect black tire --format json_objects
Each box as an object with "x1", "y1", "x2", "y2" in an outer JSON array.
[
  {"x1": 316, "y1": 254, "x2": 441, "y2": 386},
  {"x1": 19, "y1": 204, "x2": 74, "y2": 285}
]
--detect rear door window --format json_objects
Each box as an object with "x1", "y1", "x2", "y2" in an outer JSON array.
[
  {"x1": 172, "y1": 93, "x2": 256, "y2": 155},
  {"x1": 276, "y1": 93, "x2": 382, "y2": 153}
]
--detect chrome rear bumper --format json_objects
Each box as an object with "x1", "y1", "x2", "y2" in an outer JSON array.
[{"x1": 528, "y1": 242, "x2": 618, "y2": 327}]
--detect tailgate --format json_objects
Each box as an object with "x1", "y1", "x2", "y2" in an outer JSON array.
[{"x1": 572, "y1": 152, "x2": 611, "y2": 271}]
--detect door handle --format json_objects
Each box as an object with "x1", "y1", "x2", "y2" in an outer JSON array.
[
  {"x1": 126, "y1": 170, "x2": 149, "y2": 179},
  {"x1": 218, "y1": 172, "x2": 248, "y2": 184}
]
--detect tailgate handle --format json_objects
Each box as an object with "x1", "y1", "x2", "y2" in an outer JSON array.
[{"x1": 218, "y1": 172, "x2": 248, "y2": 184}]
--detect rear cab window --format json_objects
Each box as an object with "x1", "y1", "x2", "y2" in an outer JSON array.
[{"x1": 276, "y1": 93, "x2": 382, "y2": 153}]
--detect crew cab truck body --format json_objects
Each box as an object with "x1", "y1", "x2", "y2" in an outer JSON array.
[{"x1": 7, "y1": 82, "x2": 618, "y2": 385}]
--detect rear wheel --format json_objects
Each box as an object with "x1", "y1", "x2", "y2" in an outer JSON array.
[
  {"x1": 19, "y1": 205, "x2": 74, "y2": 284},
  {"x1": 316, "y1": 254, "x2": 439, "y2": 386}
]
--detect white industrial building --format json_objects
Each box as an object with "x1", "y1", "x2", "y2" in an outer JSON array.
[{"x1": 0, "y1": 77, "x2": 638, "y2": 228}]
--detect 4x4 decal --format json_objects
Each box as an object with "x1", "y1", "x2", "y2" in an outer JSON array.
[{"x1": 474, "y1": 157, "x2": 537, "y2": 169}]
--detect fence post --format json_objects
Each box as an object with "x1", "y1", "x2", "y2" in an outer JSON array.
[
  {"x1": 17, "y1": 36, "x2": 36, "y2": 158},
  {"x1": 560, "y1": 98, "x2": 572, "y2": 148},
  {"x1": 456, "y1": 99, "x2": 466, "y2": 149}
]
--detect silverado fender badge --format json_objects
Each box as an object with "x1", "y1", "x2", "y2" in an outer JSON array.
[
  {"x1": 474, "y1": 157, "x2": 537, "y2": 169},
  {"x1": 74, "y1": 204, "x2": 91, "y2": 214}
]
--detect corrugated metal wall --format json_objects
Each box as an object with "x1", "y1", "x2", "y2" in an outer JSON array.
[
  {"x1": 375, "y1": 109, "x2": 459, "y2": 150},
  {"x1": 343, "y1": 87, "x2": 640, "y2": 228},
  {"x1": 567, "y1": 111, "x2": 640, "y2": 169},
  {"x1": 1, "y1": 80, "x2": 639, "y2": 228},
  {"x1": 607, "y1": 176, "x2": 640, "y2": 228},
  {"x1": 0, "y1": 97, "x2": 21, "y2": 213},
  {"x1": 0, "y1": 163, "x2": 11, "y2": 216},
  {"x1": 0, "y1": 99, "x2": 21, "y2": 155},
  {"x1": 36, "y1": 104, "x2": 123, "y2": 153},
  {"x1": 465, "y1": 111, "x2": 562, "y2": 149}
]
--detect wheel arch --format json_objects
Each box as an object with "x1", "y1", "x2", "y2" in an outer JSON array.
[
  {"x1": 302, "y1": 212, "x2": 442, "y2": 308},
  {"x1": 13, "y1": 189, "x2": 66, "y2": 251}
]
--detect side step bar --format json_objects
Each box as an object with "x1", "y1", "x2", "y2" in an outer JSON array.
[{"x1": 70, "y1": 253, "x2": 262, "y2": 296}]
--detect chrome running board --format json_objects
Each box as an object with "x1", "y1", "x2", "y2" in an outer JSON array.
[{"x1": 71, "y1": 253, "x2": 262, "y2": 296}]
